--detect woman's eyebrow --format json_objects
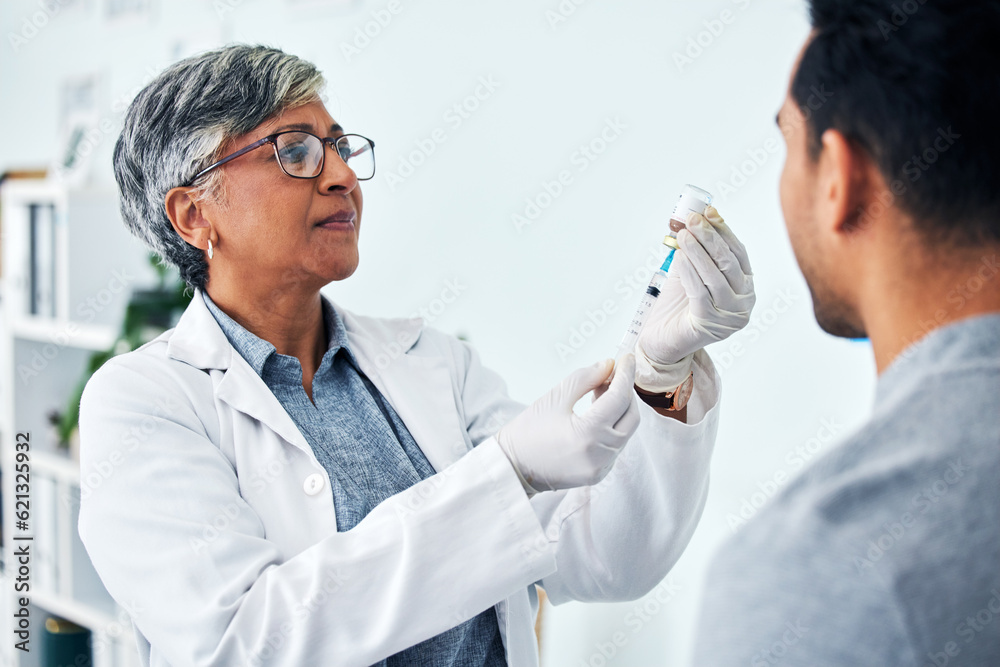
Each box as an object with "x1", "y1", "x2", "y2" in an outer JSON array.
[{"x1": 273, "y1": 122, "x2": 344, "y2": 136}]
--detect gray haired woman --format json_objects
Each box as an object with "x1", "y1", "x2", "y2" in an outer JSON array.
[{"x1": 77, "y1": 44, "x2": 752, "y2": 666}]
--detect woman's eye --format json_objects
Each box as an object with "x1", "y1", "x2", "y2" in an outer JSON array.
[{"x1": 279, "y1": 144, "x2": 310, "y2": 164}]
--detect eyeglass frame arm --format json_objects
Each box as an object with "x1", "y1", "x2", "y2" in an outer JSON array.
[{"x1": 179, "y1": 132, "x2": 376, "y2": 188}]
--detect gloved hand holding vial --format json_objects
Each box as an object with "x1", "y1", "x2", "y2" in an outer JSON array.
[
  {"x1": 616, "y1": 185, "x2": 716, "y2": 359},
  {"x1": 607, "y1": 185, "x2": 756, "y2": 407}
]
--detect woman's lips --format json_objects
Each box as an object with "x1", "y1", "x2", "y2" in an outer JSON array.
[{"x1": 316, "y1": 212, "x2": 356, "y2": 230}]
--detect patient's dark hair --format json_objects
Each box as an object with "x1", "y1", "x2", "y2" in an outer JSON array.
[{"x1": 793, "y1": 0, "x2": 1000, "y2": 246}]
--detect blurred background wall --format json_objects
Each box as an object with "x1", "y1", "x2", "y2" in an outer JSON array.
[{"x1": 0, "y1": 0, "x2": 877, "y2": 665}]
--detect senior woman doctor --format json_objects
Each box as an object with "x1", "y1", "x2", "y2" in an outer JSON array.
[{"x1": 77, "y1": 45, "x2": 754, "y2": 667}]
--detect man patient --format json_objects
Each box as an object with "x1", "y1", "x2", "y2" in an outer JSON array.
[{"x1": 692, "y1": 0, "x2": 1000, "y2": 665}]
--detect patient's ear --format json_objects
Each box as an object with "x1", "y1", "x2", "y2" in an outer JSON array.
[
  {"x1": 816, "y1": 129, "x2": 869, "y2": 237},
  {"x1": 165, "y1": 187, "x2": 212, "y2": 251}
]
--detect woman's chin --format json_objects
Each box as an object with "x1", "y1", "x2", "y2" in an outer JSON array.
[
  {"x1": 324, "y1": 254, "x2": 360, "y2": 283},
  {"x1": 301, "y1": 244, "x2": 359, "y2": 282}
]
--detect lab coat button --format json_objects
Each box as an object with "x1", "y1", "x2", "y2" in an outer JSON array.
[{"x1": 303, "y1": 473, "x2": 325, "y2": 495}]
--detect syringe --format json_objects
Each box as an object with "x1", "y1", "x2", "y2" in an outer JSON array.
[{"x1": 615, "y1": 185, "x2": 714, "y2": 360}]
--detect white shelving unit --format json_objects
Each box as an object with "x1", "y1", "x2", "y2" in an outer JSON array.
[{"x1": 1, "y1": 179, "x2": 157, "y2": 667}]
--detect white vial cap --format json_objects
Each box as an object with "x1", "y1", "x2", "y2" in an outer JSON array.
[{"x1": 671, "y1": 184, "x2": 713, "y2": 222}]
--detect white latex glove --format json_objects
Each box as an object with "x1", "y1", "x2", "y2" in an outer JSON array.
[
  {"x1": 497, "y1": 353, "x2": 640, "y2": 497},
  {"x1": 636, "y1": 205, "x2": 755, "y2": 392}
]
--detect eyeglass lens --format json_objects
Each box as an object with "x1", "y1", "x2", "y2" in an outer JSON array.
[{"x1": 274, "y1": 132, "x2": 374, "y2": 180}]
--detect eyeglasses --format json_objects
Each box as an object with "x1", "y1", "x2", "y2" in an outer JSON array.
[{"x1": 181, "y1": 131, "x2": 376, "y2": 187}]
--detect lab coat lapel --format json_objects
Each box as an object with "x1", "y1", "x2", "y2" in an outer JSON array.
[
  {"x1": 165, "y1": 290, "x2": 316, "y2": 460},
  {"x1": 338, "y1": 308, "x2": 470, "y2": 473},
  {"x1": 214, "y1": 355, "x2": 316, "y2": 458},
  {"x1": 167, "y1": 290, "x2": 469, "y2": 469},
  {"x1": 367, "y1": 353, "x2": 469, "y2": 473}
]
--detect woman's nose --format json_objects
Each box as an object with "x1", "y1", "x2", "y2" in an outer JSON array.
[{"x1": 317, "y1": 142, "x2": 358, "y2": 193}]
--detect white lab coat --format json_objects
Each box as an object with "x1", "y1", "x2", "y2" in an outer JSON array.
[{"x1": 77, "y1": 288, "x2": 721, "y2": 667}]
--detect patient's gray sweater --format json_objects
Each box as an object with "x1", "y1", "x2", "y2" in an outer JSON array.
[{"x1": 693, "y1": 314, "x2": 1000, "y2": 667}]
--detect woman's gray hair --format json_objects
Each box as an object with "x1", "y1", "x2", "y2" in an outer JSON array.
[{"x1": 113, "y1": 44, "x2": 325, "y2": 290}]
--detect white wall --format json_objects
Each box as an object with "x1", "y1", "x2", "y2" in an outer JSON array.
[{"x1": 0, "y1": 0, "x2": 878, "y2": 665}]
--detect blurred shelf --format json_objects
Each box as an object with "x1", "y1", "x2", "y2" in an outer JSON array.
[
  {"x1": 10, "y1": 318, "x2": 117, "y2": 352},
  {"x1": 29, "y1": 587, "x2": 118, "y2": 632},
  {"x1": 1, "y1": 178, "x2": 156, "y2": 667},
  {"x1": 31, "y1": 448, "x2": 81, "y2": 484}
]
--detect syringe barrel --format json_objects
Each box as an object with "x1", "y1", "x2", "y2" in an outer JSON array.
[{"x1": 616, "y1": 268, "x2": 669, "y2": 357}]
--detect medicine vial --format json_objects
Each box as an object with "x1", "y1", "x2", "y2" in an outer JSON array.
[
  {"x1": 664, "y1": 184, "x2": 714, "y2": 249},
  {"x1": 616, "y1": 184, "x2": 714, "y2": 359}
]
